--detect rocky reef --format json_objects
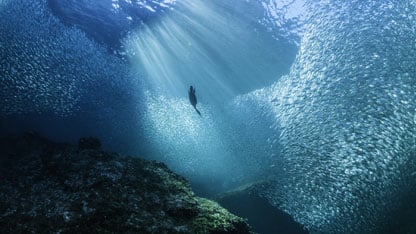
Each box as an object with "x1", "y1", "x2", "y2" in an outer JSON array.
[{"x1": 0, "y1": 132, "x2": 251, "y2": 233}]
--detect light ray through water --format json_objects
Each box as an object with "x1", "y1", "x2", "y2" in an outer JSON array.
[
  {"x1": 122, "y1": 0, "x2": 298, "y2": 192},
  {"x1": 124, "y1": 0, "x2": 295, "y2": 103}
]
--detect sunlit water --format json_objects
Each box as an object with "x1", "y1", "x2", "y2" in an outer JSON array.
[
  {"x1": 124, "y1": 0, "x2": 298, "y2": 102},
  {"x1": 1, "y1": 0, "x2": 415, "y2": 233}
]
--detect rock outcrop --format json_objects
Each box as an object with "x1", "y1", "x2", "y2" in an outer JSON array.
[{"x1": 0, "y1": 132, "x2": 251, "y2": 233}]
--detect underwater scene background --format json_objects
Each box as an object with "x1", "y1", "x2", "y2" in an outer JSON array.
[{"x1": 1, "y1": 0, "x2": 415, "y2": 233}]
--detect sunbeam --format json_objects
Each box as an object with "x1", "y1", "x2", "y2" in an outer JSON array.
[{"x1": 124, "y1": 0, "x2": 295, "y2": 104}]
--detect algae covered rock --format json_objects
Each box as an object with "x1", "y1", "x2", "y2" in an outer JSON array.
[
  {"x1": 190, "y1": 197, "x2": 251, "y2": 234},
  {"x1": 0, "y1": 133, "x2": 251, "y2": 233},
  {"x1": 78, "y1": 137, "x2": 101, "y2": 150}
]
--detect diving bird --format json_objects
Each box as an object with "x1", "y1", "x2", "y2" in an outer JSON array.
[{"x1": 188, "y1": 85, "x2": 201, "y2": 116}]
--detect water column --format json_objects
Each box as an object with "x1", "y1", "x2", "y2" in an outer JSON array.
[{"x1": 123, "y1": 0, "x2": 294, "y2": 191}]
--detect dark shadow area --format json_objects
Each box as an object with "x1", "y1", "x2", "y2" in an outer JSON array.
[{"x1": 216, "y1": 182, "x2": 308, "y2": 234}]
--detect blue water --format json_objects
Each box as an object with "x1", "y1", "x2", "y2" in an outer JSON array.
[{"x1": 1, "y1": 0, "x2": 415, "y2": 233}]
